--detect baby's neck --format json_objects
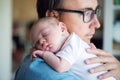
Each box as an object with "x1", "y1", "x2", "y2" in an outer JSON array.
[
  {"x1": 61, "y1": 33, "x2": 70, "y2": 47},
  {"x1": 55, "y1": 33, "x2": 70, "y2": 53}
]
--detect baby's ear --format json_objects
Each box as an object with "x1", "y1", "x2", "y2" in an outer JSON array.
[{"x1": 58, "y1": 22, "x2": 67, "y2": 32}]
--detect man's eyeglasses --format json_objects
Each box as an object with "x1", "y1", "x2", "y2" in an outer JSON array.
[{"x1": 54, "y1": 5, "x2": 101, "y2": 23}]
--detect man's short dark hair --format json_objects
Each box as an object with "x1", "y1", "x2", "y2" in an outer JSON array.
[{"x1": 37, "y1": 0, "x2": 60, "y2": 18}]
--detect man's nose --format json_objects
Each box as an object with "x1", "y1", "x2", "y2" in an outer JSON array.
[
  {"x1": 94, "y1": 15, "x2": 100, "y2": 28},
  {"x1": 91, "y1": 15, "x2": 101, "y2": 29}
]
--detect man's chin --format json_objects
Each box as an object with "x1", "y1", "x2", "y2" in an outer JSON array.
[{"x1": 85, "y1": 39, "x2": 91, "y2": 44}]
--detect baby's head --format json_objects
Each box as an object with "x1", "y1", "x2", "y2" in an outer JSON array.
[{"x1": 31, "y1": 17, "x2": 69, "y2": 52}]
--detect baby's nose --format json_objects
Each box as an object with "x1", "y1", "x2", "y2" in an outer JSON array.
[
  {"x1": 39, "y1": 38, "x2": 48, "y2": 51},
  {"x1": 39, "y1": 38, "x2": 46, "y2": 44}
]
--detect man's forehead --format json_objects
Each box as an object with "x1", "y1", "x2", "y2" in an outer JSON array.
[{"x1": 62, "y1": 0, "x2": 98, "y2": 10}]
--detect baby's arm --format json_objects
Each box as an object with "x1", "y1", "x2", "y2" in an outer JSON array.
[{"x1": 32, "y1": 50, "x2": 71, "y2": 73}]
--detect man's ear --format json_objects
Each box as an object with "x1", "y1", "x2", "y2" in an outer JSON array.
[
  {"x1": 59, "y1": 22, "x2": 67, "y2": 32},
  {"x1": 46, "y1": 10, "x2": 59, "y2": 19}
]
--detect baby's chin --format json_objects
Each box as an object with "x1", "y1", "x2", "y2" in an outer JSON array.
[{"x1": 49, "y1": 47, "x2": 60, "y2": 53}]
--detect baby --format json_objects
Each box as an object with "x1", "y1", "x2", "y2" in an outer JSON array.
[{"x1": 31, "y1": 17, "x2": 115, "y2": 80}]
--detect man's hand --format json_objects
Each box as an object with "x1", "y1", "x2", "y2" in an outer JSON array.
[{"x1": 85, "y1": 43, "x2": 120, "y2": 80}]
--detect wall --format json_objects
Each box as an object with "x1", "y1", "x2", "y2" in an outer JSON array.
[
  {"x1": 0, "y1": 0, "x2": 12, "y2": 80},
  {"x1": 13, "y1": 0, "x2": 37, "y2": 22}
]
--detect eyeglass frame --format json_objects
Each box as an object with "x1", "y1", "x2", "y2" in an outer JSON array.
[{"x1": 54, "y1": 5, "x2": 101, "y2": 23}]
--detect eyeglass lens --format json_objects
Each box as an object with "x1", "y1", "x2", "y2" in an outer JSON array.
[{"x1": 83, "y1": 6, "x2": 101, "y2": 23}]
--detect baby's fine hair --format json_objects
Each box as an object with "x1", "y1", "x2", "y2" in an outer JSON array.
[
  {"x1": 35, "y1": 17, "x2": 60, "y2": 26},
  {"x1": 30, "y1": 17, "x2": 60, "y2": 46}
]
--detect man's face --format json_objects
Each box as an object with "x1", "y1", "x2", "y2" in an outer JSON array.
[{"x1": 58, "y1": 0, "x2": 100, "y2": 44}]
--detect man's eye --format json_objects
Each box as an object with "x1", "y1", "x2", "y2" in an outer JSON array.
[{"x1": 85, "y1": 11, "x2": 92, "y2": 16}]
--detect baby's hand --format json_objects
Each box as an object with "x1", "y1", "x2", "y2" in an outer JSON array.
[{"x1": 31, "y1": 50, "x2": 44, "y2": 60}]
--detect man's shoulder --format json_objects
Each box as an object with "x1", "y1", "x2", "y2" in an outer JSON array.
[{"x1": 15, "y1": 54, "x2": 81, "y2": 80}]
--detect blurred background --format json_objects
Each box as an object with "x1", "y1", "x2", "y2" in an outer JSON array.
[{"x1": 0, "y1": 0, "x2": 120, "y2": 80}]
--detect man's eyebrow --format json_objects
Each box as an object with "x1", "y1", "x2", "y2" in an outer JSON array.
[
  {"x1": 80, "y1": 5, "x2": 99, "y2": 11},
  {"x1": 84, "y1": 8, "x2": 93, "y2": 10},
  {"x1": 78, "y1": 7, "x2": 93, "y2": 11}
]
